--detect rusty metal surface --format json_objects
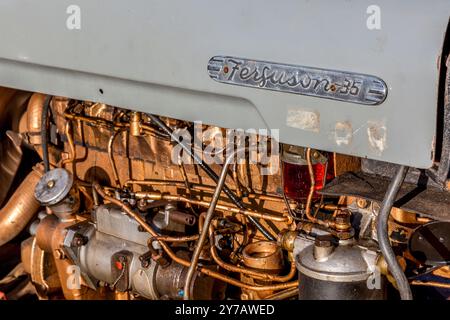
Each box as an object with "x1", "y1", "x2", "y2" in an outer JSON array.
[{"x1": 320, "y1": 171, "x2": 450, "y2": 222}]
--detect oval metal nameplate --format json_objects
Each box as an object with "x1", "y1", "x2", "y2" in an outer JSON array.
[{"x1": 207, "y1": 56, "x2": 387, "y2": 105}]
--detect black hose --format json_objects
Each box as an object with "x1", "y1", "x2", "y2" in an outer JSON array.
[
  {"x1": 148, "y1": 114, "x2": 276, "y2": 241},
  {"x1": 376, "y1": 165, "x2": 413, "y2": 300},
  {"x1": 41, "y1": 95, "x2": 52, "y2": 173}
]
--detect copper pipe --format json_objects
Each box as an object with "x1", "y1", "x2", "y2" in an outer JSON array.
[
  {"x1": 134, "y1": 191, "x2": 288, "y2": 223},
  {"x1": 209, "y1": 224, "x2": 297, "y2": 282},
  {"x1": 129, "y1": 179, "x2": 186, "y2": 188},
  {"x1": 246, "y1": 193, "x2": 285, "y2": 203},
  {"x1": 64, "y1": 109, "x2": 168, "y2": 140},
  {"x1": 314, "y1": 203, "x2": 345, "y2": 211},
  {"x1": 24, "y1": 94, "x2": 59, "y2": 168},
  {"x1": 125, "y1": 179, "x2": 284, "y2": 203},
  {"x1": 0, "y1": 166, "x2": 43, "y2": 246},
  {"x1": 177, "y1": 161, "x2": 198, "y2": 216},
  {"x1": 108, "y1": 129, "x2": 126, "y2": 188},
  {"x1": 64, "y1": 109, "x2": 117, "y2": 128},
  {"x1": 65, "y1": 108, "x2": 283, "y2": 200},
  {"x1": 410, "y1": 280, "x2": 450, "y2": 289},
  {"x1": 93, "y1": 183, "x2": 298, "y2": 292},
  {"x1": 305, "y1": 148, "x2": 333, "y2": 228},
  {"x1": 184, "y1": 149, "x2": 238, "y2": 300},
  {"x1": 232, "y1": 163, "x2": 243, "y2": 198},
  {"x1": 264, "y1": 287, "x2": 299, "y2": 300},
  {"x1": 26, "y1": 93, "x2": 47, "y2": 145},
  {"x1": 279, "y1": 158, "x2": 299, "y2": 223},
  {"x1": 150, "y1": 235, "x2": 199, "y2": 243},
  {"x1": 62, "y1": 121, "x2": 77, "y2": 176},
  {"x1": 178, "y1": 162, "x2": 192, "y2": 196}
]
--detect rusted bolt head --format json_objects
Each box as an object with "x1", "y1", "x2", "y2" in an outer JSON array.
[
  {"x1": 72, "y1": 234, "x2": 88, "y2": 247},
  {"x1": 356, "y1": 199, "x2": 368, "y2": 209}
]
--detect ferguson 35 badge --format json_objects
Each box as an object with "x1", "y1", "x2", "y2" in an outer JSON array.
[{"x1": 208, "y1": 56, "x2": 387, "y2": 105}]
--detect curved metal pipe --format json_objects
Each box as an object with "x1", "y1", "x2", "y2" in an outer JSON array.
[
  {"x1": 134, "y1": 192, "x2": 288, "y2": 223},
  {"x1": 0, "y1": 167, "x2": 43, "y2": 247},
  {"x1": 108, "y1": 128, "x2": 126, "y2": 188},
  {"x1": 305, "y1": 148, "x2": 333, "y2": 228},
  {"x1": 126, "y1": 179, "x2": 284, "y2": 202},
  {"x1": 264, "y1": 287, "x2": 299, "y2": 300},
  {"x1": 25, "y1": 93, "x2": 52, "y2": 173},
  {"x1": 26, "y1": 93, "x2": 47, "y2": 145},
  {"x1": 183, "y1": 149, "x2": 241, "y2": 300},
  {"x1": 148, "y1": 114, "x2": 276, "y2": 241},
  {"x1": 149, "y1": 235, "x2": 199, "y2": 243},
  {"x1": 376, "y1": 165, "x2": 412, "y2": 300},
  {"x1": 93, "y1": 182, "x2": 298, "y2": 293},
  {"x1": 61, "y1": 121, "x2": 77, "y2": 175},
  {"x1": 208, "y1": 223, "x2": 297, "y2": 282}
]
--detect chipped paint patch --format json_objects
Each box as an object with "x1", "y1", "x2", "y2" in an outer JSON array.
[
  {"x1": 286, "y1": 109, "x2": 319, "y2": 132},
  {"x1": 367, "y1": 121, "x2": 387, "y2": 155},
  {"x1": 334, "y1": 121, "x2": 353, "y2": 146}
]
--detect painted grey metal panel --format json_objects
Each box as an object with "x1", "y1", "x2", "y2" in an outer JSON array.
[{"x1": 0, "y1": 0, "x2": 448, "y2": 168}]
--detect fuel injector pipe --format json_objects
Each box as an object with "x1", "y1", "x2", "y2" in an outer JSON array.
[
  {"x1": 376, "y1": 165, "x2": 413, "y2": 300},
  {"x1": 183, "y1": 148, "x2": 241, "y2": 300},
  {"x1": 148, "y1": 114, "x2": 276, "y2": 241}
]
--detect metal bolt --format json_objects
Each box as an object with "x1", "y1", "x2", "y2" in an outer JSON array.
[
  {"x1": 315, "y1": 236, "x2": 333, "y2": 248},
  {"x1": 335, "y1": 214, "x2": 350, "y2": 225},
  {"x1": 47, "y1": 180, "x2": 55, "y2": 189},
  {"x1": 72, "y1": 234, "x2": 88, "y2": 247},
  {"x1": 356, "y1": 199, "x2": 368, "y2": 209}
]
